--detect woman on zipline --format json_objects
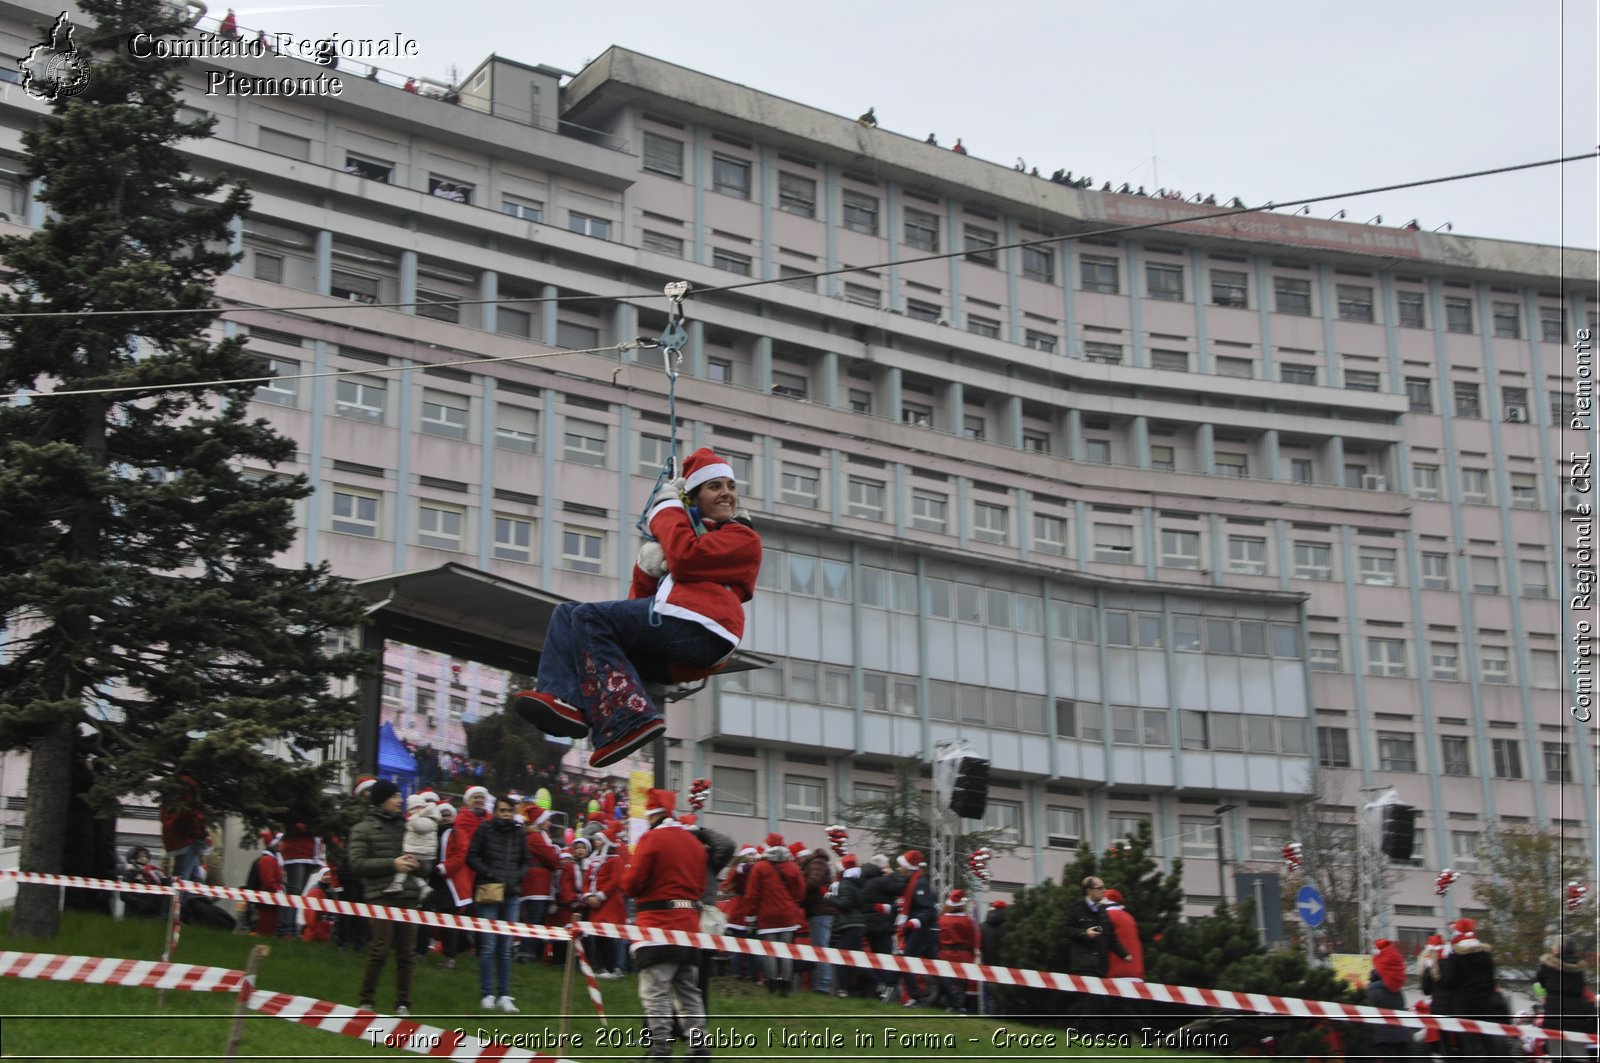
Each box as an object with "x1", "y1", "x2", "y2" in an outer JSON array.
[{"x1": 512, "y1": 447, "x2": 762, "y2": 768}]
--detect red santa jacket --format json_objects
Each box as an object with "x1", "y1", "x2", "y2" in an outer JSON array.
[
  {"x1": 744, "y1": 854, "x2": 805, "y2": 933},
  {"x1": 554, "y1": 857, "x2": 582, "y2": 916},
  {"x1": 520, "y1": 827, "x2": 561, "y2": 900},
  {"x1": 301, "y1": 885, "x2": 334, "y2": 942},
  {"x1": 720, "y1": 861, "x2": 755, "y2": 927},
  {"x1": 253, "y1": 851, "x2": 284, "y2": 894},
  {"x1": 620, "y1": 819, "x2": 706, "y2": 954},
  {"x1": 443, "y1": 807, "x2": 488, "y2": 907},
  {"x1": 1104, "y1": 904, "x2": 1144, "y2": 978},
  {"x1": 938, "y1": 911, "x2": 978, "y2": 963},
  {"x1": 630, "y1": 501, "x2": 761, "y2": 653},
  {"x1": 583, "y1": 847, "x2": 627, "y2": 926},
  {"x1": 279, "y1": 823, "x2": 322, "y2": 867}
]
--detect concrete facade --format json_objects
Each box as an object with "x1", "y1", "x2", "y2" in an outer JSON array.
[{"x1": 0, "y1": 4, "x2": 1594, "y2": 930}]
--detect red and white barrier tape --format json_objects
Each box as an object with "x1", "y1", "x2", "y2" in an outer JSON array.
[
  {"x1": 0, "y1": 949, "x2": 580, "y2": 1062},
  {"x1": 566, "y1": 927, "x2": 608, "y2": 1024},
  {"x1": 8, "y1": 869, "x2": 1591, "y2": 1046}
]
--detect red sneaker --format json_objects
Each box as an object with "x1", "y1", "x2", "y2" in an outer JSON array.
[
  {"x1": 589, "y1": 716, "x2": 665, "y2": 768},
  {"x1": 510, "y1": 690, "x2": 589, "y2": 738}
]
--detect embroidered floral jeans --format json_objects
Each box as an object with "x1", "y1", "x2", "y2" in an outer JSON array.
[{"x1": 536, "y1": 599, "x2": 733, "y2": 750}]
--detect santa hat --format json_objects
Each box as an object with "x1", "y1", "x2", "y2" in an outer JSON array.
[
  {"x1": 531, "y1": 809, "x2": 555, "y2": 828},
  {"x1": 436, "y1": 802, "x2": 455, "y2": 816},
  {"x1": 737, "y1": 845, "x2": 759, "y2": 859},
  {"x1": 683, "y1": 446, "x2": 736, "y2": 493},
  {"x1": 571, "y1": 836, "x2": 593, "y2": 852},
  {"x1": 302, "y1": 865, "x2": 333, "y2": 897},
  {"x1": 765, "y1": 832, "x2": 785, "y2": 848},
  {"x1": 463, "y1": 785, "x2": 490, "y2": 805},
  {"x1": 1104, "y1": 888, "x2": 1125, "y2": 905},
  {"x1": 559, "y1": 849, "x2": 576, "y2": 862},
  {"x1": 840, "y1": 854, "x2": 858, "y2": 870},
  {"x1": 353, "y1": 775, "x2": 377, "y2": 798},
  {"x1": 416, "y1": 788, "x2": 439, "y2": 804},
  {"x1": 1451, "y1": 918, "x2": 1476, "y2": 939},
  {"x1": 788, "y1": 841, "x2": 807, "y2": 857},
  {"x1": 645, "y1": 788, "x2": 676, "y2": 818},
  {"x1": 405, "y1": 793, "x2": 429, "y2": 813},
  {"x1": 1373, "y1": 938, "x2": 1392, "y2": 952},
  {"x1": 259, "y1": 830, "x2": 282, "y2": 850},
  {"x1": 945, "y1": 889, "x2": 967, "y2": 911},
  {"x1": 990, "y1": 900, "x2": 1008, "y2": 910},
  {"x1": 898, "y1": 850, "x2": 926, "y2": 872}
]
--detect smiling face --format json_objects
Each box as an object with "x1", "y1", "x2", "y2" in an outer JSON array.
[{"x1": 692, "y1": 476, "x2": 739, "y2": 522}]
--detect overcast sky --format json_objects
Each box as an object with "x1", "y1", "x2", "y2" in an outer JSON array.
[{"x1": 230, "y1": 0, "x2": 1597, "y2": 252}]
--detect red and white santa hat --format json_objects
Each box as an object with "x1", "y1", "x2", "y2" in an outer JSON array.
[
  {"x1": 738, "y1": 845, "x2": 760, "y2": 859},
  {"x1": 945, "y1": 888, "x2": 967, "y2": 911},
  {"x1": 645, "y1": 788, "x2": 677, "y2": 818},
  {"x1": 683, "y1": 447, "x2": 736, "y2": 493},
  {"x1": 1451, "y1": 917, "x2": 1477, "y2": 941},
  {"x1": 531, "y1": 809, "x2": 555, "y2": 828},
  {"x1": 463, "y1": 785, "x2": 490, "y2": 805},
  {"x1": 840, "y1": 854, "x2": 858, "y2": 870},
  {"x1": 259, "y1": 829, "x2": 282, "y2": 850},
  {"x1": 416, "y1": 788, "x2": 439, "y2": 804},
  {"x1": 353, "y1": 775, "x2": 377, "y2": 798},
  {"x1": 898, "y1": 849, "x2": 926, "y2": 872}
]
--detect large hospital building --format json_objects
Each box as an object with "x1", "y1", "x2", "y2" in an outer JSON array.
[{"x1": 0, "y1": 0, "x2": 1594, "y2": 937}]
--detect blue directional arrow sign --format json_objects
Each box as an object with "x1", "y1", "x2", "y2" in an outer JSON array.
[{"x1": 1296, "y1": 884, "x2": 1326, "y2": 927}]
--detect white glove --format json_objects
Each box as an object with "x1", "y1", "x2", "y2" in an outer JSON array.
[
  {"x1": 636, "y1": 540, "x2": 667, "y2": 578},
  {"x1": 651, "y1": 478, "x2": 686, "y2": 510},
  {"x1": 894, "y1": 914, "x2": 908, "y2": 929}
]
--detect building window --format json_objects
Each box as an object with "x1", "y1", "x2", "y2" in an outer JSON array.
[
  {"x1": 561, "y1": 527, "x2": 603, "y2": 574},
  {"x1": 1247, "y1": 820, "x2": 1290, "y2": 861},
  {"x1": 1441, "y1": 735, "x2": 1471, "y2": 776},
  {"x1": 1211, "y1": 269, "x2": 1248, "y2": 308},
  {"x1": 637, "y1": 434, "x2": 673, "y2": 476},
  {"x1": 1033, "y1": 513, "x2": 1066, "y2": 555},
  {"x1": 1450, "y1": 830, "x2": 1481, "y2": 870},
  {"x1": 844, "y1": 283, "x2": 880, "y2": 308},
  {"x1": 415, "y1": 289, "x2": 462, "y2": 324},
  {"x1": 1308, "y1": 633, "x2": 1342, "y2": 672},
  {"x1": 842, "y1": 190, "x2": 879, "y2": 235},
  {"x1": 417, "y1": 502, "x2": 464, "y2": 551},
  {"x1": 778, "y1": 171, "x2": 817, "y2": 217},
  {"x1": 1344, "y1": 368, "x2": 1381, "y2": 392},
  {"x1": 1491, "y1": 301, "x2": 1521, "y2": 339},
  {"x1": 331, "y1": 488, "x2": 380, "y2": 537},
  {"x1": 567, "y1": 212, "x2": 611, "y2": 239},
  {"x1": 1405, "y1": 377, "x2": 1434, "y2": 412},
  {"x1": 1160, "y1": 529, "x2": 1200, "y2": 569},
  {"x1": 492, "y1": 515, "x2": 533, "y2": 562},
  {"x1": 712, "y1": 154, "x2": 751, "y2": 198},
  {"x1": 1469, "y1": 555, "x2": 1499, "y2": 594},
  {"x1": 259, "y1": 126, "x2": 310, "y2": 160},
  {"x1": 1080, "y1": 255, "x2": 1119, "y2": 294},
  {"x1": 1420, "y1": 552, "x2": 1450, "y2": 590},
  {"x1": 1445, "y1": 296, "x2": 1474, "y2": 333},
  {"x1": 1378, "y1": 732, "x2": 1417, "y2": 772},
  {"x1": 1023, "y1": 430, "x2": 1049, "y2": 454},
  {"x1": 254, "y1": 251, "x2": 284, "y2": 284},
  {"x1": 1215, "y1": 356, "x2": 1254, "y2": 379},
  {"x1": 1359, "y1": 547, "x2": 1398, "y2": 586},
  {"x1": 1479, "y1": 650, "x2": 1509, "y2": 685},
  {"x1": 1022, "y1": 246, "x2": 1055, "y2": 283},
  {"x1": 500, "y1": 194, "x2": 543, "y2": 222},
  {"x1": 780, "y1": 464, "x2": 820, "y2": 508},
  {"x1": 1367, "y1": 637, "x2": 1408, "y2": 678},
  {"x1": 1544, "y1": 742, "x2": 1572, "y2": 783},
  {"x1": 1491, "y1": 738, "x2": 1523, "y2": 779},
  {"x1": 1227, "y1": 535, "x2": 1267, "y2": 575},
  {"x1": 1460, "y1": 467, "x2": 1489, "y2": 505},
  {"x1": 1274, "y1": 277, "x2": 1312, "y2": 316},
  {"x1": 846, "y1": 477, "x2": 884, "y2": 520},
  {"x1": 1429, "y1": 641, "x2": 1459, "y2": 681},
  {"x1": 712, "y1": 248, "x2": 753, "y2": 276},
  {"x1": 1046, "y1": 807, "x2": 1083, "y2": 849},
  {"x1": 1281, "y1": 363, "x2": 1317, "y2": 385},
  {"x1": 1290, "y1": 458, "x2": 1314, "y2": 483},
  {"x1": 963, "y1": 224, "x2": 998, "y2": 265},
  {"x1": 1093, "y1": 522, "x2": 1134, "y2": 563},
  {"x1": 1520, "y1": 558, "x2": 1548, "y2": 599},
  {"x1": 1152, "y1": 349, "x2": 1190, "y2": 372},
  {"x1": 976, "y1": 800, "x2": 1024, "y2": 845},
  {"x1": 905, "y1": 299, "x2": 941, "y2": 323},
  {"x1": 902, "y1": 400, "x2": 933, "y2": 427},
  {"x1": 335, "y1": 376, "x2": 386, "y2": 422},
  {"x1": 1337, "y1": 284, "x2": 1375, "y2": 322},
  {"x1": 641, "y1": 230, "x2": 685, "y2": 257},
  {"x1": 966, "y1": 315, "x2": 1001, "y2": 339},
  {"x1": 706, "y1": 358, "x2": 732, "y2": 384},
  {"x1": 973, "y1": 501, "x2": 1009, "y2": 545},
  {"x1": 1024, "y1": 330, "x2": 1058, "y2": 353},
  {"x1": 494, "y1": 404, "x2": 537, "y2": 453},
  {"x1": 1397, "y1": 291, "x2": 1426, "y2": 328},
  {"x1": 911, "y1": 491, "x2": 947, "y2": 532},
  {"x1": 1412, "y1": 464, "x2": 1441, "y2": 500},
  {"x1": 253, "y1": 356, "x2": 299, "y2": 407},
  {"x1": 903, "y1": 207, "x2": 940, "y2": 251},
  {"x1": 1509, "y1": 472, "x2": 1539, "y2": 510},
  {"x1": 1294, "y1": 541, "x2": 1332, "y2": 580},
  {"x1": 640, "y1": 130, "x2": 686, "y2": 178},
  {"x1": 771, "y1": 370, "x2": 809, "y2": 399},
  {"x1": 1540, "y1": 305, "x2": 1566, "y2": 343},
  {"x1": 1151, "y1": 445, "x2": 1176, "y2": 471},
  {"x1": 1317, "y1": 726, "x2": 1352, "y2": 768},
  {"x1": 777, "y1": 266, "x2": 816, "y2": 291},
  {"x1": 1179, "y1": 817, "x2": 1220, "y2": 858},
  {"x1": 711, "y1": 766, "x2": 758, "y2": 816},
  {"x1": 783, "y1": 776, "x2": 825, "y2": 822},
  {"x1": 420, "y1": 390, "x2": 468, "y2": 440},
  {"x1": 555, "y1": 317, "x2": 597, "y2": 347},
  {"x1": 1083, "y1": 341, "x2": 1123, "y2": 365},
  {"x1": 1453, "y1": 381, "x2": 1482, "y2": 418},
  {"x1": 1146, "y1": 262, "x2": 1184, "y2": 301},
  {"x1": 1084, "y1": 439, "x2": 1111, "y2": 464},
  {"x1": 848, "y1": 388, "x2": 874, "y2": 414},
  {"x1": 1214, "y1": 451, "x2": 1249, "y2": 478},
  {"x1": 562, "y1": 419, "x2": 608, "y2": 467}
]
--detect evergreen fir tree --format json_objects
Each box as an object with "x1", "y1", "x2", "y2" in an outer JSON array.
[
  {"x1": 0, "y1": 0, "x2": 367, "y2": 938},
  {"x1": 835, "y1": 758, "x2": 1017, "y2": 885}
]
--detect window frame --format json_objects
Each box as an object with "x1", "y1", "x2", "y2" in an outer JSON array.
[{"x1": 712, "y1": 153, "x2": 752, "y2": 198}]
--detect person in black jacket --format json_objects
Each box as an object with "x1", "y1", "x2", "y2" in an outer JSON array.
[
  {"x1": 467, "y1": 797, "x2": 531, "y2": 1013},
  {"x1": 831, "y1": 856, "x2": 866, "y2": 998},
  {"x1": 1537, "y1": 935, "x2": 1596, "y2": 1059},
  {"x1": 1435, "y1": 918, "x2": 1508, "y2": 1063},
  {"x1": 860, "y1": 857, "x2": 903, "y2": 999},
  {"x1": 980, "y1": 900, "x2": 1009, "y2": 1016},
  {"x1": 1060, "y1": 875, "x2": 1129, "y2": 1033}
]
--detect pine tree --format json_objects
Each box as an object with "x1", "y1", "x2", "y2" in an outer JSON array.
[
  {"x1": 462, "y1": 708, "x2": 570, "y2": 797},
  {"x1": 835, "y1": 758, "x2": 1017, "y2": 880},
  {"x1": 0, "y1": 0, "x2": 368, "y2": 938}
]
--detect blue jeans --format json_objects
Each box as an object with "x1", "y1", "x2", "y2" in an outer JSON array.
[
  {"x1": 476, "y1": 896, "x2": 520, "y2": 998},
  {"x1": 536, "y1": 599, "x2": 733, "y2": 751},
  {"x1": 808, "y1": 914, "x2": 835, "y2": 992},
  {"x1": 168, "y1": 842, "x2": 205, "y2": 882},
  {"x1": 518, "y1": 898, "x2": 548, "y2": 958}
]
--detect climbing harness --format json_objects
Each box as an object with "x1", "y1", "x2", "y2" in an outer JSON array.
[{"x1": 632, "y1": 281, "x2": 691, "y2": 540}]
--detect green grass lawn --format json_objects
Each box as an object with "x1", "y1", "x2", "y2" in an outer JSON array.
[{"x1": 0, "y1": 910, "x2": 1236, "y2": 1060}]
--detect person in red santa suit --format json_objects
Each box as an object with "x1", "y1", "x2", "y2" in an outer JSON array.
[
  {"x1": 580, "y1": 833, "x2": 629, "y2": 977},
  {"x1": 517, "y1": 809, "x2": 561, "y2": 962},
  {"x1": 931, "y1": 888, "x2": 979, "y2": 1013},
  {"x1": 443, "y1": 785, "x2": 492, "y2": 910},
  {"x1": 620, "y1": 789, "x2": 712, "y2": 1058},
  {"x1": 512, "y1": 447, "x2": 762, "y2": 768},
  {"x1": 744, "y1": 833, "x2": 806, "y2": 996},
  {"x1": 249, "y1": 831, "x2": 286, "y2": 937}
]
